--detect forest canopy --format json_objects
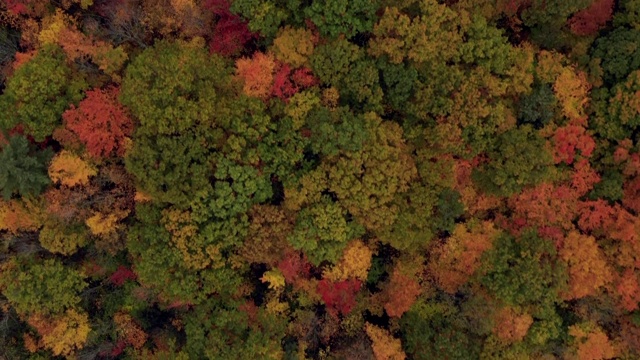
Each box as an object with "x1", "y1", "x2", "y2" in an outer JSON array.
[{"x1": 0, "y1": 0, "x2": 639, "y2": 359}]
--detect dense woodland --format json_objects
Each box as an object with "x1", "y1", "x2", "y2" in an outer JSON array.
[{"x1": 3, "y1": 0, "x2": 640, "y2": 358}]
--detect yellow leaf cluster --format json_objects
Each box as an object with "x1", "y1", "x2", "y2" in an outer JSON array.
[
  {"x1": 536, "y1": 50, "x2": 568, "y2": 84},
  {"x1": 0, "y1": 198, "x2": 43, "y2": 234},
  {"x1": 261, "y1": 269, "x2": 286, "y2": 290},
  {"x1": 323, "y1": 240, "x2": 373, "y2": 282},
  {"x1": 554, "y1": 68, "x2": 591, "y2": 121},
  {"x1": 39, "y1": 220, "x2": 88, "y2": 256},
  {"x1": 28, "y1": 309, "x2": 91, "y2": 357},
  {"x1": 38, "y1": 9, "x2": 73, "y2": 45},
  {"x1": 86, "y1": 209, "x2": 130, "y2": 236},
  {"x1": 161, "y1": 208, "x2": 211, "y2": 270},
  {"x1": 48, "y1": 151, "x2": 97, "y2": 187},
  {"x1": 365, "y1": 323, "x2": 406, "y2": 360},
  {"x1": 272, "y1": 26, "x2": 315, "y2": 68}
]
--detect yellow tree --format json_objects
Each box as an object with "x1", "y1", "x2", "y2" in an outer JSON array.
[
  {"x1": 323, "y1": 240, "x2": 373, "y2": 282},
  {"x1": 272, "y1": 26, "x2": 315, "y2": 68},
  {"x1": 48, "y1": 151, "x2": 97, "y2": 187},
  {"x1": 365, "y1": 323, "x2": 406, "y2": 360},
  {"x1": 27, "y1": 309, "x2": 91, "y2": 357}
]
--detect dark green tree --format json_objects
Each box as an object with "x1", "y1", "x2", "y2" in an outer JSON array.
[
  {"x1": 0, "y1": 136, "x2": 52, "y2": 200},
  {"x1": 472, "y1": 125, "x2": 555, "y2": 197}
]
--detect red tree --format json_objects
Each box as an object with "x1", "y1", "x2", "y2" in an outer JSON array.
[
  {"x1": 568, "y1": 0, "x2": 614, "y2": 36},
  {"x1": 317, "y1": 279, "x2": 361, "y2": 318},
  {"x1": 63, "y1": 87, "x2": 133, "y2": 158},
  {"x1": 205, "y1": 0, "x2": 256, "y2": 56}
]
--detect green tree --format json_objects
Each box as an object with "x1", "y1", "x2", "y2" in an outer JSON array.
[
  {"x1": 120, "y1": 39, "x2": 231, "y2": 137},
  {"x1": 0, "y1": 44, "x2": 86, "y2": 141},
  {"x1": 0, "y1": 259, "x2": 87, "y2": 316},
  {"x1": 127, "y1": 203, "x2": 244, "y2": 304},
  {"x1": 304, "y1": 0, "x2": 378, "y2": 38},
  {"x1": 183, "y1": 299, "x2": 286, "y2": 359},
  {"x1": 288, "y1": 195, "x2": 364, "y2": 266},
  {"x1": 472, "y1": 125, "x2": 555, "y2": 196},
  {"x1": 591, "y1": 28, "x2": 640, "y2": 86},
  {"x1": 0, "y1": 136, "x2": 52, "y2": 200},
  {"x1": 480, "y1": 229, "x2": 567, "y2": 308}
]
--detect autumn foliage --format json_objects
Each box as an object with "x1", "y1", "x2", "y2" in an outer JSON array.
[
  {"x1": 4, "y1": 1, "x2": 640, "y2": 358},
  {"x1": 63, "y1": 87, "x2": 133, "y2": 158}
]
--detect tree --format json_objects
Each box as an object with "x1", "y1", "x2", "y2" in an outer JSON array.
[
  {"x1": 120, "y1": 38, "x2": 231, "y2": 137},
  {"x1": 322, "y1": 113, "x2": 417, "y2": 231},
  {"x1": 382, "y1": 267, "x2": 422, "y2": 318},
  {"x1": 591, "y1": 28, "x2": 640, "y2": 86},
  {"x1": 0, "y1": 135, "x2": 52, "y2": 200},
  {"x1": 27, "y1": 309, "x2": 91, "y2": 357},
  {"x1": 472, "y1": 125, "x2": 555, "y2": 197},
  {"x1": 368, "y1": 2, "x2": 462, "y2": 65},
  {"x1": 303, "y1": 0, "x2": 377, "y2": 38},
  {"x1": 0, "y1": 259, "x2": 87, "y2": 316},
  {"x1": 365, "y1": 323, "x2": 406, "y2": 360},
  {"x1": 48, "y1": 150, "x2": 97, "y2": 187},
  {"x1": 323, "y1": 240, "x2": 373, "y2": 282},
  {"x1": 271, "y1": 26, "x2": 315, "y2": 68},
  {"x1": 206, "y1": 0, "x2": 257, "y2": 56},
  {"x1": 567, "y1": 323, "x2": 617, "y2": 360},
  {"x1": 317, "y1": 278, "x2": 362, "y2": 317},
  {"x1": 559, "y1": 231, "x2": 612, "y2": 300},
  {"x1": 568, "y1": 0, "x2": 614, "y2": 36},
  {"x1": 553, "y1": 67, "x2": 591, "y2": 121},
  {"x1": 63, "y1": 87, "x2": 134, "y2": 158},
  {"x1": 552, "y1": 125, "x2": 595, "y2": 165},
  {"x1": 492, "y1": 307, "x2": 534, "y2": 344},
  {"x1": 287, "y1": 196, "x2": 364, "y2": 266},
  {"x1": 430, "y1": 221, "x2": 497, "y2": 293},
  {"x1": 518, "y1": 84, "x2": 558, "y2": 128},
  {"x1": 39, "y1": 218, "x2": 88, "y2": 255},
  {"x1": 0, "y1": 44, "x2": 86, "y2": 141},
  {"x1": 183, "y1": 298, "x2": 286, "y2": 359},
  {"x1": 235, "y1": 51, "x2": 276, "y2": 99},
  {"x1": 480, "y1": 229, "x2": 566, "y2": 308}
]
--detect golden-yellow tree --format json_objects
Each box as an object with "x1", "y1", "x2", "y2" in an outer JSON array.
[{"x1": 48, "y1": 151, "x2": 97, "y2": 187}]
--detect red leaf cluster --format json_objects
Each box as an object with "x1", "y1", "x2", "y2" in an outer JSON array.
[
  {"x1": 553, "y1": 125, "x2": 595, "y2": 165},
  {"x1": 568, "y1": 0, "x2": 614, "y2": 36},
  {"x1": 317, "y1": 279, "x2": 361, "y2": 318},
  {"x1": 109, "y1": 266, "x2": 137, "y2": 286},
  {"x1": 205, "y1": 0, "x2": 256, "y2": 56},
  {"x1": 63, "y1": 87, "x2": 133, "y2": 158},
  {"x1": 277, "y1": 251, "x2": 311, "y2": 284},
  {"x1": 271, "y1": 64, "x2": 318, "y2": 101}
]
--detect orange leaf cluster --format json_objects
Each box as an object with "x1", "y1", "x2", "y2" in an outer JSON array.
[
  {"x1": 114, "y1": 311, "x2": 148, "y2": 350},
  {"x1": 430, "y1": 221, "x2": 497, "y2": 293},
  {"x1": 493, "y1": 307, "x2": 534, "y2": 343},
  {"x1": 559, "y1": 231, "x2": 613, "y2": 300},
  {"x1": 63, "y1": 87, "x2": 134, "y2": 158},
  {"x1": 568, "y1": 324, "x2": 617, "y2": 360},
  {"x1": 382, "y1": 268, "x2": 421, "y2": 318},
  {"x1": 235, "y1": 52, "x2": 276, "y2": 99}
]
